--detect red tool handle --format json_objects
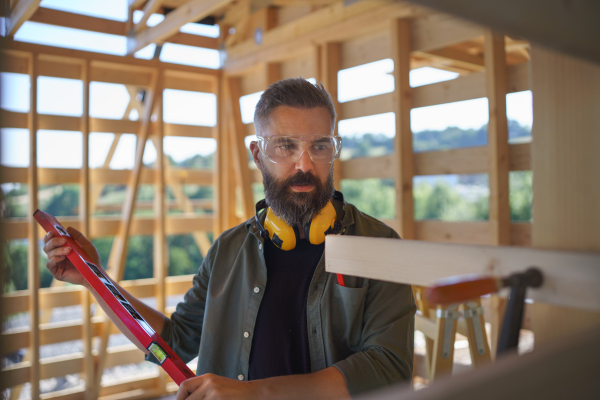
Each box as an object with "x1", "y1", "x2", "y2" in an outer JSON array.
[{"x1": 425, "y1": 274, "x2": 501, "y2": 304}]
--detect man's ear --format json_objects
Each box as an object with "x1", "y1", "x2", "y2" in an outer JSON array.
[{"x1": 249, "y1": 141, "x2": 262, "y2": 170}]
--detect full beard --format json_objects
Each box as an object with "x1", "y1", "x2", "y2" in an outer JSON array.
[{"x1": 262, "y1": 165, "x2": 335, "y2": 228}]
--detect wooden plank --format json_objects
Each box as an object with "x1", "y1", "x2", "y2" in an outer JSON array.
[
  {"x1": 133, "y1": 0, "x2": 164, "y2": 34},
  {"x1": 226, "y1": 77, "x2": 254, "y2": 219},
  {"x1": 391, "y1": 19, "x2": 415, "y2": 240},
  {"x1": 165, "y1": 275, "x2": 194, "y2": 296},
  {"x1": 339, "y1": 63, "x2": 529, "y2": 120},
  {"x1": 163, "y1": 70, "x2": 215, "y2": 93},
  {"x1": 320, "y1": 42, "x2": 342, "y2": 191},
  {"x1": 162, "y1": 123, "x2": 215, "y2": 138},
  {"x1": 90, "y1": 63, "x2": 154, "y2": 87},
  {"x1": 5, "y1": 0, "x2": 42, "y2": 37},
  {"x1": 280, "y1": 55, "x2": 313, "y2": 81},
  {"x1": 326, "y1": 236, "x2": 600, "y2": 312},
  {"x1": 0, "y1": 39, "x2": 220, "y2": 77},
  {"x1": 99, "y1": 375, "x2": 158, "y2": 397},
  {"x1": 225, "y1": 1, "x2": 419, "y2": 75},
  {"x1": 0, "y1": 50, "x2": 29, "y2": 73},
  {"x1": 530, "y1": 46, "x2": 600, "y2": 346},
  {"x1": 341, "y1": 29, "x2": 389, "y2": 70},
  {"x1": 38, "y1": 55, "x2": 82, "y2": 79},
  {"x1": 411, "y1": 12, "x2": 483, "y2": 53},
  {"x1": 28, "y1": 7, "x2": 218, "y2": 50},
  {"x1": 128, "y1": 0, "x2": 234, "y2": 54},
  {"x1": 485, "y1": 31, "x2": 510, "y2": 246},
  {"x1": 27, "y1": 52, "x2": 41, "y2": 400},
  {"x1": 415, "y1": 221, "x2": 490, "y2": 244}
]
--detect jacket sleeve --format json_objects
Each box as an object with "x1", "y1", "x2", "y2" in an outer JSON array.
[
  {"x1": 145, "y1": 248, "x2": 213, "y2": 365},
  {"x1": 332, "y1": 278, "x2": 416, "y2": 396}
]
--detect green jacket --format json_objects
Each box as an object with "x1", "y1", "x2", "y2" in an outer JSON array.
[{"x1": 149, "y1": 201, "x2": 416, "y2": 396}]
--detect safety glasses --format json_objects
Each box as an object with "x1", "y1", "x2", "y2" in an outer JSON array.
[{"x1": 256, "y1": 135, "x2": 342, "y2": 164}]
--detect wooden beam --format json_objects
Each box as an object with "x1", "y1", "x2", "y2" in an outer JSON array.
[
  {"x1": 391, "y1": 19, "x2": 415, "y2": 240},
  {"x1": 0, "y1": 39, "x2": 221, "y2": 77},
  {"x1": 127, "y1": 0, "x2": 234, "y2": 55},
  {"x1": 226, "y1": 77, "x2": 255, "y2": 219},
  {"x1": 320, "y1": 42, "x2": 342, "y2": 190},
  {"x1": 134, "y1": 0, "x2": 164, "y2": 33},
  {"x1": 26, "y1": 51, "x2": 41, "y2": 400},
  {"x1": 5, "y1": 0, "x2": 42, "y2": 37},
  {"x1": 225, "y1": 1, "x2": 421, "y2": 74},
  {"x1": 339, "y1": 62, "x2": 529, "y2": 120},
  {"x1": 28, "y1": 7, "x2": 218, "y2": 49},
  {"x1": 94, "y1": 71, "x2": 160, "y2": 396},
  {"x1": 484, "y1": 31, "x2": 510, "y2": 246},
  {"x1": 325, "y1": 236, "x2": 600, "y2": 313}
]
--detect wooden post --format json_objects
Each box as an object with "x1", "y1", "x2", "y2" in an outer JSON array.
[
  {"x1": 320, "y1": 42, "x2": 342, "y2": 190},
  {"x1": 391, "y1": 19, "x2": 415, "y2": 240},
  {"x1": 27, "y1": 51, "x2": 41, "y2": 400},
  {"x1": 152, "y1": 73, "x2": 168, "y2": 393},
  {"x1": 226, "y1": 76, "x2": 254, "y2": 220},
  {"x1": 80, "y1": 59, "x2": 95, "y2": 400},
  {"x1": 94, "y1": 70, "x2": 160, "y2": 396},
  {"x1": 484, "y1": 30, "x2": 510, "y2": 246},
  {"x1": 530, "y1": 46, "x2": 600, "y2": 347}
]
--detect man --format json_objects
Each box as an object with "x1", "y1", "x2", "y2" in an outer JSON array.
[{"x1": 43, "y1": 78, "x2": 415, "y2": 399}]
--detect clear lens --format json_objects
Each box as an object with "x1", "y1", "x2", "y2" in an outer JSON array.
[{"x1": 259, "y1": 135, "x2": 341, "y2": 164}]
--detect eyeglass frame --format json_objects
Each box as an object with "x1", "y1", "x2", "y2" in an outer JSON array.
[{"x1": 255, "y1": 134, "x2": 343, "y2": 165}]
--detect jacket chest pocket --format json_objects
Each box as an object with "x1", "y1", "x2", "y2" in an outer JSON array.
[{"x1": 330, "y1": 282, "x2": 368, "y2": 348}]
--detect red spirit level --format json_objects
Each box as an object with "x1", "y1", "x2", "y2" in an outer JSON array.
[{"x1": 34, "y1": 209, "x2": 196, "y2": 385}]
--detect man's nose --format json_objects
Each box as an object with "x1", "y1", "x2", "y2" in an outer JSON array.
[{"x1": 294, "y1": 150, "x2": 314, "y2": 172}]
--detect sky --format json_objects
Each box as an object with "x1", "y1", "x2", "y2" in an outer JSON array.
[{"x1": 0, "y1": 0, "x2": 532, "y2": 176}]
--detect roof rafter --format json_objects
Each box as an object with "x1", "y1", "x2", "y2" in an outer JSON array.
[
  {"x1": 133, "y1": 0, "x2": 164, "y2": 33},
  {"x1": 5, "y1": 0, "x2": 42, "y2": 37},
  {"x1": 127, "y1": 0, "x2": 235, "y2": 55}
]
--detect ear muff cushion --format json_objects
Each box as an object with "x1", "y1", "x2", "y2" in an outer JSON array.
[
  {"x1": 308, "y1": 201, "x2": 337, "y2": 245},
  {"x1": 264, "y1": 208, "x2": 296, "y2": 251}
]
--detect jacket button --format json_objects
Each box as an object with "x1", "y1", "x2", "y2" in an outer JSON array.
[
  {"x1": 254, "y1": 287, "x2": 260, "y2": 293},
  {"x1": 238, "y1": 374, "x2": 244, "y2": 381},
  {"x1": 259, "y1": 243, "x2": 263, "y2": 250},
  {"x1": 244, "y1": 331, "x2": 250, "y2": 338}
]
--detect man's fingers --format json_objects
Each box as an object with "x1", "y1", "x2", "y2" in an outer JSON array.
[
  {"x1": 66, "y1": 226, "x2": 88, "y2": 247},
  {"x1": 43, "y1": 237, "x2": 67, "y2": 254},
  {"x1": 47, "y1": 246, "x2": 71, "y2": 260},
  {"x1": 176, "y1": 376, "x2": 204, "y2": 400},
  {"x1": 43, "y1": 231, "x2": 55, "y2": 244}
]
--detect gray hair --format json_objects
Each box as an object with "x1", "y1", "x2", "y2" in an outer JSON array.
[{"x1": 253, "y1": 77, "x2": 337, "y2": 135}]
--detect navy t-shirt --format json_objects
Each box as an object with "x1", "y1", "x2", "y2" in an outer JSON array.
[{"x1": 248, "y1": 236, "x2": 324, "y2": 380}]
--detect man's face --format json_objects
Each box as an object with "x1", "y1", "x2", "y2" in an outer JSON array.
[{"x1": 250, "y1": 106, "x2": 336, "y2": 227}]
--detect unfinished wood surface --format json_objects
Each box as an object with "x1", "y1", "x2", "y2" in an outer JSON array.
[
  {"x1": 391, "y1": 19, "x2": 415, "y2": 240},
  {"x1": 326, "y1": 236, "x2": 600, "y2": 312},
  {"x1": 26, "y1": 52, "x2": 41, "y2": 400},
  {"x1": 128, "y1": 0, "x2": 235, "y2": 54},
  {"x1": 339, "y1": 142, "x2": 530, "y2": 180},
  {"x1": 5, "y1": 0, "x2": 42, "y2": 37},
  {"x1": 28, "y1": 7, "x2": 218, "y2": 50},
  {"x1": 0, "y1": 39, "x2": 220, "y2": 77},
  {"x1": 484, "y1": 31, "x2": 510, "y2": 246},
  {"x1": 226, "y1": 77, "x2": 254, "y2": 219},
  {"x1": 320, "y1": 42, "x2": 342, "y2": 190},
  {"x1": 225, "y1": 1, "x2": 419, "y2": 74},
  {"x1": 280, "y1": 55, "x2": 313, "y2": 81},
  {"x1": 529, "y1": 47, "x2": 600, "y2": 346},
  {"x1": 339, "y1": 62, "x2": 529, "y2": 120}
]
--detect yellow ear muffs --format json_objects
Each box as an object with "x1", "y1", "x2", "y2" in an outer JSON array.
[
  {"x1": 305, "y1": 201, "x2": 337, "y2": 245},
  {"x1": 264, "y1": 208, "x2": 297, "y2": 251}
]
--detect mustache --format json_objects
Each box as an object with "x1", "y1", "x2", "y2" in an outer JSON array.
[{"x1": 284, "y1": 171, "x2": 320, "y2": 187}]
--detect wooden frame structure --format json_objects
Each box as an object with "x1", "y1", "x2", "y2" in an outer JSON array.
[{"x1": 5, "y1": 0, "x2": 598, "y2": 399}]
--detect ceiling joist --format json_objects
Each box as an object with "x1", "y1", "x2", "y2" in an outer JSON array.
[
  {"x1": 4, "y1": 0, "x2": 42, "y2": 37},
  {"x1": 126, "y1": 0, "x2": 235, "y2": 55}
]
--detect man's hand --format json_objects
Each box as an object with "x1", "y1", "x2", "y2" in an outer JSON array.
[
  {"x1": 177, "y1": 374, "x2": 259, "y2": 400},
  {"x1": 176, "y1": 367, "x2": 349, "y2": 400},
  {"x1": 43, "y1": 226, "x2": 102, "y2": 287}
]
